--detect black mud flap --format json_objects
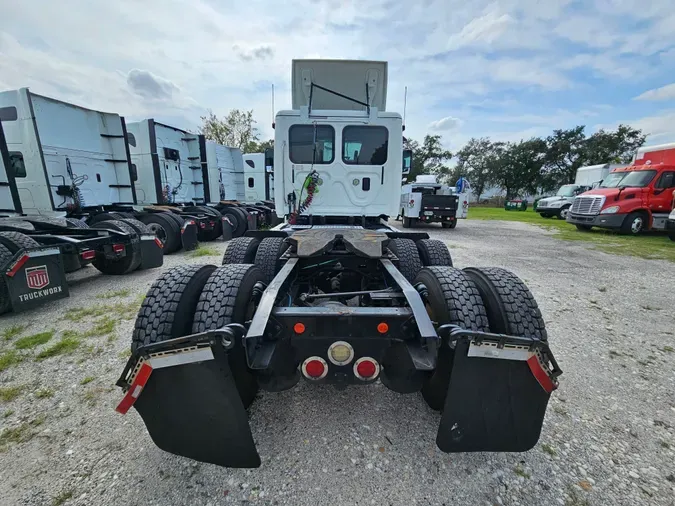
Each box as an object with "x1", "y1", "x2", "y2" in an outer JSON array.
[
  {"x1": 180, "y1": 221, "x2": 199, "y2": 251},
  {"x1": 118, "y1": 338, "x2": 260, "y2": 468},
  {"x1": 4, "y1": 246, "x2": 69, "y2": 312},
  {"x1": 436, "y1": 331, "x2": 560, "y2": 453},
  {"x1": 138, "y1": 235, "x2": 164, "y2": 270}
]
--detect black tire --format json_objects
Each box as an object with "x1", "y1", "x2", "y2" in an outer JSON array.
[
  {"x1": 387, "y1": 238, "x2": 422, "y2": 282},
  {"x1": 669, "y1": 227, "x2": 675, "y2": 242},
  {"x1": 222, "y1": 237, "x2": 260, "y2": 265},
  {"x1": 192, "y1": 264, "x2": 265, "y2": 408},
  {"x1": 254, "y1": 237, "x2": 289, "y2": 283},
  {"x1": 576, "y1": 224, "x2": 592, "y2": 231},
  {"x1": 119, "y1": 217, "x2": 153, "y2": 235},
  {"x1": 140, "y1": 213, "x2": 181, "y2": 254},
  {"x1": 164, "y1": 212, "x2": 186, "y2": 227},
  {"x1": 131, "y1": 264, "x2": 216, "y2": 352},
  {"x1": 402, "y1": 217, "x2": 413, "y2": 228},
  {"x1": 463, "y1": 267, "x2": 547, "y2": 341},
  {"x1": 0, "y1": 231, "x2": 40, "y2": 252},
  {"x1": 417, "y1": 239, "x2": 453, "y2": 267},
  {"x1": 415, "y1": 267, "x2": 489, "y2": 410},
  {"x1": 442, "y1": 220, "x2": 457, "y2": 229},
  {"x1": 90, "y1": 219, "x2": 142, "y2": 275},
  {"x1": 556, "y1": 205, "x2": 570, "y2": 220},
  {"x1": 65, "y1": 218, "x2": 89, "y2": 229},
  {"x1": 539, "y1": 213, "x2": 551, "y2": 219},
  {"x1": 620, "y1": 211, "x2": 648, "y2": 235},
  {"x1": 0, "y1": 243, "x2": 13, "y2": 315},
  {"x1": 88, "y1": 212, "x2": 128, "y2": 225},
  {"x1": 221, "y1": 211, "x2": 240, "y2": 238},
  {"x1": 230, "y1": 208, "x2": 249, "y2": 237}
]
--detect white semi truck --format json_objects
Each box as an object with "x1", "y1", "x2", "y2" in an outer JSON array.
[{"x1": 0, "y1": 88, "x2": 200, "y2": 254}]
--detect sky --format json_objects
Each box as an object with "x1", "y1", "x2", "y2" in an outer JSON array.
[{"x1": 2, "y1": 0, "x2": 675, "y2": 152}]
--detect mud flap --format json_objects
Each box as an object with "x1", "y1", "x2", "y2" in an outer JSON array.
[
  {"x1": 436, "y1": 333, "x2": 559, "y2": 453},
  {"x1": 120, "y1": 339, "x2": 260, "y2": 468},
  {"x1": 4, "y1": 247, "x2": 69, "y2": 312},
  {"x1": 138, "y1": 235, "x2": 164, "y2": 270},
  {"x1": 180, "y1": 221, "x2": 199, "y2": 251}
]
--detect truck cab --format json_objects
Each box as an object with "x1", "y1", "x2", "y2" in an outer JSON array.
[
  {"x1": 536, "y1": 184, "x2": 588, "y2": 220},
  {"x1": 567, "y1": 163, "x2": 675, "y2": 234}
]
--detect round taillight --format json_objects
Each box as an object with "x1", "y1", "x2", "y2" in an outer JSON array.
[
  {"x1": 354, "y1": 357, "x2": 379, "y2": 380},
  {"x1": 377, "y1": 322, "x2": 389, "y2": 334},
  {"x1": 302, "y1": 357, "x2": 327, "y2": 380},
  {"x1": 294, "y1": 322, "x2": 306, "y2": 334}
]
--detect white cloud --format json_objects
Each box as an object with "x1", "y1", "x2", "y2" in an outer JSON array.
[
  {"x1": 634, "y1": 83, "x2": 675, "y2": 101},
  {"x1": 447, "y1": 9, "x2": 514, "y2": 50},
  {"x1": 428, "y1": 116, "x2": 461, "y2": 131}
]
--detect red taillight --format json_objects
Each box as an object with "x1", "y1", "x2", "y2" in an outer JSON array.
[
  {"x1": 354, "y1": 357, "x2": 379, "y2": 380},
  {"x1": 112, "y1": 243, "x2": 125, "y2": 253},
  {"x1": 293, "y1": 322, "x2": 306, "y2": 334},
  {"x1": 302, "y1": 357, "x2": 327, "y2": 380},
  {"x1": 6, "y1": 254, "x2": 29, "y2": 277},
  {"x1": 377, "y1": 322, "x2": 389, "y2": 334},
  {"x1": 199, "y1": 222, "x2": 206, "y2": 229},
  {"x1": 80, "y1": 250, "x2": 96, "y2": 260}
]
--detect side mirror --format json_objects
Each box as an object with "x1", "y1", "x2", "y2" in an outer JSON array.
[
  {"x1": 264, "y1": 148, "x2": 274, "y2": 172},
  {"x1": 402, "y1": 149, "x2": 412, "y2": 175}
]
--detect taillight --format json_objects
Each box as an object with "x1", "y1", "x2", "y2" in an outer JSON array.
[
  {"x1": 302, "y1": 357, "x2": 327, "y2": 380},
  {"x1": 80, "y1": 250, "x2": 96, "y2": 260},
  {"x1": 112, "y1": 244, "x2": 125, "y2": 253},
  {"x1": 354, "y1": 357, "x2": 379, "y2": 380}
]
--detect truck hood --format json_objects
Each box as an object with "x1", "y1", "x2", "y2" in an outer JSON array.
[
  {"x1": 538, "y1": 196, "x2": 568, "y2": 204},
  {"x1": 579, "y1": 187, "x2": 644, "y2": 199}
]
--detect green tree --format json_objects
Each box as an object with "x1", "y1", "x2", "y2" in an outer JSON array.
[
  {"x1": 584, "y1": 124, "x2": 645, "y2": 164},
  {"x1": 199, "y1": 109, "x2": 260, "y2": 150},
  {"x1": 244, "y1": 139, "x2": 274, "y2": 153},
  {"x1": 491, "y1": 138, "x2": 547, "y2": 199},
  {"x1": 453, "y1": 137, "x2": 497, "y2": 200},
  {"x1": 404, "y1": 135, "x2": 452, "y2": 182},
  {"x1": 543, "y1": 126, "x2": 587, "y2": 190}
]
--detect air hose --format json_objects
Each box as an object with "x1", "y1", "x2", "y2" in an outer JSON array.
[{"x1": 288, "y1": 170, "x2": 319, "y2": 224}]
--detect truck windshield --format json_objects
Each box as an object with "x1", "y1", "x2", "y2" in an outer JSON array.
[
  {"x1": 556, "y1": 185, "x2": 578, "y2": 197},
  {"x1": 600, "y1": 172, "x2": 627, "y2": 188},
  {"x1": 616, "y1": 170, "x2": 657, "y2": 188}
]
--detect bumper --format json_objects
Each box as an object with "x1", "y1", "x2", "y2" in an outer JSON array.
[
  {"x1": 567, "y1": 212, "x2": 626, "y2": 229},
  {"x1": 419, "y1": 209, "x2": 457, "y2": 223}
]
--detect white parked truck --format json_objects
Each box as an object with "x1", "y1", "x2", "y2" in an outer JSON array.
[
  {"x1": 537, "y1": 163, "x2": 621, "y2": 219},
  {"x1": 0, "y1": 89, "x2": 200, "y2": 254},
  {"x1": 243, "y1": 152, "x2": 275, "y2": 203},
  {"x1": 116, "y1": 59, "x2": 562, "y2": 469},
  {"x1": 400, "y1": 175, "x2": 459, "y2": 228}
]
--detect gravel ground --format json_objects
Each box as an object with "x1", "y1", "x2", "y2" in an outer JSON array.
[{"x1": 0, "y1": 220, "x2": 673, "y2": 506}]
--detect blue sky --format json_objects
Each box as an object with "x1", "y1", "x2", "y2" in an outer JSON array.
[{"x1": 1, "y1": 0, "x2": 674, "y2": 152}]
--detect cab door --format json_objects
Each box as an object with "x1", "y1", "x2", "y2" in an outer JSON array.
[{"x1": 650, "y1": 170, "x2": 675, "y2": 213}]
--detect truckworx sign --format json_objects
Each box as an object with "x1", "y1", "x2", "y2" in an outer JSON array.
[{"x1": 26, "y1": 265, "x2": 49, "y2": 289}]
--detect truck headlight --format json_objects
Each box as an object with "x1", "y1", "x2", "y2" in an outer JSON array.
[{"x1": 600, "y1": 206, "x2": 620, "y2": 214}]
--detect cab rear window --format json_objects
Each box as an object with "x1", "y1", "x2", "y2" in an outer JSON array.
[
  {"x1": 289, "y1": 125, "x2": 334, "y2": 164},
  {"x1": 342, "y1": 126, "x2": 388, "y2": 165}
]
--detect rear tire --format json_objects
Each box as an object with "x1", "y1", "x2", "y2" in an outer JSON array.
[
  {"x1": 131, "y1": 264, "x2": 217, "y2": 352},
  {"x1": 620, "y1": 211, "x2": 648, "y2": 235},
  {"x1": 387, "y1": 238, "x2": 422, "y2": 282},
  {"x1": 90, "y1": 219, "x2": 142, "y2": 275},
  {"x1": 669, "y1": 227, "x2": 675, "y2": 242},
  {"x1": 416, "y1": 239, "x2": 453, "y2": 267},
  {"x1": 0, "y1": 244, "x2": 14, "y2": 315},
  {"x1": 0, "y1": 231, "x2": 41, "y2": 252},
  {"x1": 463, "y1": 267, "x2": 547, "y2": 341},
  {"x1": 576, "y1": 224, "x2": 592, "y2": 231},
  {"x1": 65, "y1": 218, "x2": 89, "y2": 229},
  {"x1": 140, "y1": 213, "x2": 181, "y2": 254},
  {"x1": 222, "y1": 237, "x2": 260, "y2": 265},
  {"x1": 415, "y1": 267, "x2": 489, "y2": 411},
  {"x1": 539, "y1": 213, "x2": 551, "y2": 219},
  {"x1": 556, "y1": 206, "x2": 570, "y2": 220},
  {"x1": 192, "y1": 264, "x2": 265, "y2": 408},
  {"x1": 230, "y1": 208, "x2": 250, "y2": 237},
  {"x1": 254, "y1": 237, "x2": 289, "y2": 283}
]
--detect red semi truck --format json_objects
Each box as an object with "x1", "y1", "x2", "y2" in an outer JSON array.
[{"x1": 567, "y1": 145, "x2": 675, "y2": 235}]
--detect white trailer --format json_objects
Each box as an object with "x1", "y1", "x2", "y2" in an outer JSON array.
[
  {"x1": 574, "y1": 163, "x2": 619, "y2": 187},
  {"x1": 243, "y1": 152, "x2": 275, "y2": 203}
]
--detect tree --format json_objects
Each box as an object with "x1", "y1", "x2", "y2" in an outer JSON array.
[
  {"x1": 199, "y1": 109, "x2": 260, "y2": 151},
  {"x1": 453, "y1": 137, "x2": 497, "y2": 200},
  {"x1": 244, "y1": 139, "x2": 274, "y2": 154},
  {"x1": 491, "y1": 138, "x2": 547, "y2": 199},
  {"x1": 404, "y1": 135, "x2": 452, "y2": 182},
  {"x1": 584, "y1": 124, "x2": 645, "y2": 164},
  {"x1": 543, "y1": 126, "x2": 587, "y2": 190}
]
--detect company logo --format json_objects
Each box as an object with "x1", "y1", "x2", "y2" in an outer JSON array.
[{"x1": 25, "y1": 265, "x2": 50, "y2": 290}]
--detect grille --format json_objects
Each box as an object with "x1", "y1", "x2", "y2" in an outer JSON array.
[{"x1": 570, "y1": 196, "x2": 604, "y2": 215}]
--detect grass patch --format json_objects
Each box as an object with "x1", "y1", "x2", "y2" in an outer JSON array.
[
  {"x1": 96, "y1": 289, "x2": 130, "y2": 300},
  {"x1": 14, "y1": 330, "x2": 55, "y2": 350},
  {"x1": 0, "y1": 415, "x2": 45, "y2": 448},
  {"x1": 0, "y1": 385, "x2": 23, "y2": 402},
  {"x1": 3, "y1": 409, "x2": 13, "y2": 418},
  {"x1": 2, "y1": 324, "x2": 27, "y2": 341},
  {"x1": 52, "y1": 489, "x2": 74, "y2": 506},
  {"x1": 468, "y1": 207, "x2": 675, "y2": 262},
  {"x1": 0, "y1": 350, "x2": 23, "y2": 372},
  {"x1": 80, "y1": 376, "x2": 95, "y2": 385},
  {"x1": 189, "y1": 245, "x2": 218, "y2": 257},
  {"x1": 63, "y1": 300, "x2": 140, "y2": 323},
  {"x1": 661, "y1": 441, "x2": 671, "y2": 449},
  {"x1": 661, "y1": 346, "x2": 673, "y2": 353},
  {"x1": 513, "y1": 465, "x2": 531, "y2": 479},
  {"x1": 118, "y1": 349, "x2": 131, "y2": 360},
  {"x1": 35, "y1": 388, "x2": 54, "y2": 399},
  {"x1": 91, "y1": 317, "x2": 116, "y2": 336},
  {"x1": 36, "y1": 336, "x2": 81, "y2": 361},
  {"x1": 541, "y1": 443, "x2": 557, "y2": 456}
]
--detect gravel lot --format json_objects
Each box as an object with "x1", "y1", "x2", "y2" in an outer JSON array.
[{"x1": 1, "y1": 220, "x2": 673, "y2": 506}]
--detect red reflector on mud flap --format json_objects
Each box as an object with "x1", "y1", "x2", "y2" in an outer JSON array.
[
  {"x1": 80, "y1": 250, "x2": 96, "y2": 261},
  {"x1": 112, "y1": 243, "x2": 125, "y2": 253},
  {"x1": 116, "y1": 362, "x2": 153, "y2": 415},
  {"x1": 6, "y1": 254, "x2": 29, "y2": 277},
  {"x1": 154, "y1": 237, "x2": 164, "y2": 249},
  {"x1": 527, "y1": 353, "x2": 557, "y2": 394}
]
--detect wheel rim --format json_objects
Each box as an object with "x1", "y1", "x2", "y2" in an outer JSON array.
[
  {"x1": 147, "y1": 223, "x2": 168, "y2": 244},
  {"x1": 560, "y1": 208, "x2": 568, "y2": 219},
  {"x1": 631, "y1": 217, "x2": 643, "y2": 233}
]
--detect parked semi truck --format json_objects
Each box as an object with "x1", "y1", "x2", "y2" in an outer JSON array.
[
  {"x1": 116, "y1": 59, "x2": 561, "y2": 469},
  {"x1": 0, "y1": 121, "x2": 162, "y2": 315},
  {"x1": 0, "y1": 88, "x2": 199, "y2": 254},
  {"x1": 567, "y1": 160, "x2": 675, "y2": 234},
  {"x1": 537, "y1": 163, "x2": 621, "y2": 219},
  {"x1": 400, "y1": 175, "x2": 459, "y2": 228}
]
